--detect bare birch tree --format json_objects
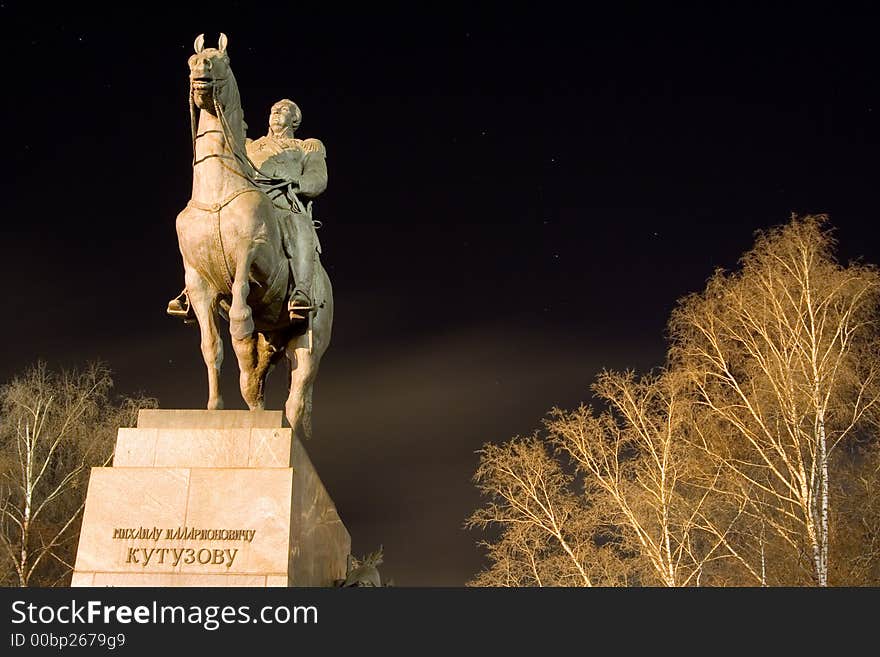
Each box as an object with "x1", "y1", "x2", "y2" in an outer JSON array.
[
  {"x1": 0, "y1": 362, "x2": 153, "y2": 586},
  {"x1": 469, "y1": 214, "x2": 880, "y2": 586},
  {"x1": 669, "y1": 215, "x2": 880, "y2": 586},
  {"x1": 468, "y1": 371, "x2": 761, "y2": 586},
  {"x1": 550, "y1": 369, "x2": 762, "y2": 586},
  {"x1": 466, "y1": 437, "x2": 626, "y2": 586}
]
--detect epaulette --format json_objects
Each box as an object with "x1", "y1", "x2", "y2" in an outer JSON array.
[{"x1": 301, "y1": 137, "x2": 326, "y2": 157}]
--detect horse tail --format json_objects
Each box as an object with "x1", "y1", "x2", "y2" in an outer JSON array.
[{"x1": 302, "y1": 383, "x2": 314, "y2": 439}]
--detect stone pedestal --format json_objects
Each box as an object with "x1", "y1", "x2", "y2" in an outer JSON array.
[{"x1": 72, "y1": 409, "x2": 350, "y2": 587}]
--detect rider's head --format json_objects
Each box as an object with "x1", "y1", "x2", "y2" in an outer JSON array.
[{"x1": 269, "y1": 99, "x2": 302, "y2": 134}]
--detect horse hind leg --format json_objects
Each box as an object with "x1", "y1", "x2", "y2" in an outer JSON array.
[
  {"x1": 285, "y1": 339, "x2": 318, "y2": 439},
  {"x1": 285, "y1": 268, "x2": 331, "y2": 438},
  {"x1": 185, "y1": 268, "x2": 224, "y2": 410}
]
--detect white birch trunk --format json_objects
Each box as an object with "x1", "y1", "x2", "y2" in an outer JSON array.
[
  {"x1": 20, "y1": 423, "x2": 34, "y2": 587},
  {"x1": 817, "y1": 411, "x2": 829, "y2": 587}
]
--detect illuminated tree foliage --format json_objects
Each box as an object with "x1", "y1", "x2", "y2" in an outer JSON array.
[
  {"x1": 670, "y1": 215, "x2": 880, "y2": 585},
  {"x1": 469, "y1": 215, "x2": 880, "y2": 586}
]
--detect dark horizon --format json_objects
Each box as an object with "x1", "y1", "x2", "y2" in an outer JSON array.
[{"x1": 2, "y1": 4, "x2": 880, "y2": 584}]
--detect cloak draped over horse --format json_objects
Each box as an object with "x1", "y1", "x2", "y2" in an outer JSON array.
[{"x1": 174, "y1": 32, "x2": 333, "y2": 438}]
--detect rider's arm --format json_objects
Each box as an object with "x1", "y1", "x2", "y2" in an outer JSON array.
[{"x1": 298, "y1": 138, "x2": 327, "y2": 197}]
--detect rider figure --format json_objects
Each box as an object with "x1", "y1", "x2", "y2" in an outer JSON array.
[
  {"x1": 167, "y1": 98, "x2": 327, "y2": 321},
  {"x1": 247, "y1": 99, "x2": 327, "y2": 315}
]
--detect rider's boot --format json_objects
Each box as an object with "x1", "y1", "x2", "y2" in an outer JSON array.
[
  {"x1": 288, "y1": 286, "x2": 313, "y2": 321},
  {"x1": 288, "y1": 214, "x2": 317, "y2": 321}
]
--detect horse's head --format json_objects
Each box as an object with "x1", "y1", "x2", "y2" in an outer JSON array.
[{"x1": 189, "y1": 33, "x2": 234, "y2": 112}]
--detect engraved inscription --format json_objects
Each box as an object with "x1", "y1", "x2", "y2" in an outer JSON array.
[
  {"x1": 112, "y1": 526, "x2": 256, "y2": 542},
  {"x1": 111, "y1": 525, "x2": 255, "y2": 569},
  {"x1": 124, "y1": 547, "x2": 239, "y2": 568}
]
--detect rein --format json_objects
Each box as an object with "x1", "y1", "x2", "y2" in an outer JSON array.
[
  {"x1": 193, "y1": 153, "x2": 236, "y2": 166},
  {"x1": 189, "y1": 77, "x2": 311, "y2": 217},
  {"x1": 187, "y1": 74, "x2": 318, "y2": 298},
  {"x1": 212, "y1": 89, "x2": 310, "y2": 216}
]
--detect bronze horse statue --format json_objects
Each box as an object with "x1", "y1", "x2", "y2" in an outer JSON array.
[{"x1": 174, "y1": 33, "x2": 333, "y2": 437}]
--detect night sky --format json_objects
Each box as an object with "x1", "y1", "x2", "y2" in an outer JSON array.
[{"x1": 2, "y1": 4, "x2": 880, "y2": 585}]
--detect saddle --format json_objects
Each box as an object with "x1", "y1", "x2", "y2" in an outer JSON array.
[{"x1": 167, "y1": 183, "x2": 320, "y2": 329}]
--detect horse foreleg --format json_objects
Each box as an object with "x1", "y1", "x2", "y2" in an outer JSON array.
[
  {"x1": 185, "y1": 268, "x2": 224, "y2": 410},
  {"x1": 231, "y1": 331, "x2": 282, "y2": 410},
  {"x1": 285, "y1": 337, "x2": 318, "y2": 439},
  {"x1": 228, "y1": 252, "x2": 255, "y2": 341},
  {"x1": 231, "y1": 334, "x2": 263, "y2": 410}
]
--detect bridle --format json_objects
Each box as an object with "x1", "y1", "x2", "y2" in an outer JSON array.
[{"x1": 188, "y1": 72, "x2": 308, "y2": 215}]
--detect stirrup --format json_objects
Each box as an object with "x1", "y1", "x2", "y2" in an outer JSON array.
[
  {"x1": 288, "y1": 289, "x2": 315, "y2": 321},
  {"x1": 167, "y1": 290, "x2": 196, "y2": 324}
]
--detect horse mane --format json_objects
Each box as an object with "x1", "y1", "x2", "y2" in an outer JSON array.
[
  {"x1": 215, "y1": 67, "x2": 253, "y2": 174},
  {"x1": 219, "y1": 69, "x2": 246, "y2": 146}
]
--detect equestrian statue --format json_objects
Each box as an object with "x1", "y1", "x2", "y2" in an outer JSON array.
[{"x1": 168, "y1": 33, "x2": 333, "y2": 439}]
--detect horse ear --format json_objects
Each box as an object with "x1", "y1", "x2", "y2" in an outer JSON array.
[
  {"x1": 218, "y1": 33, "x2": 228, "y2": 53},
  {"x1": 194, "y1": 34, "x2": 205, "y2": 54}
]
